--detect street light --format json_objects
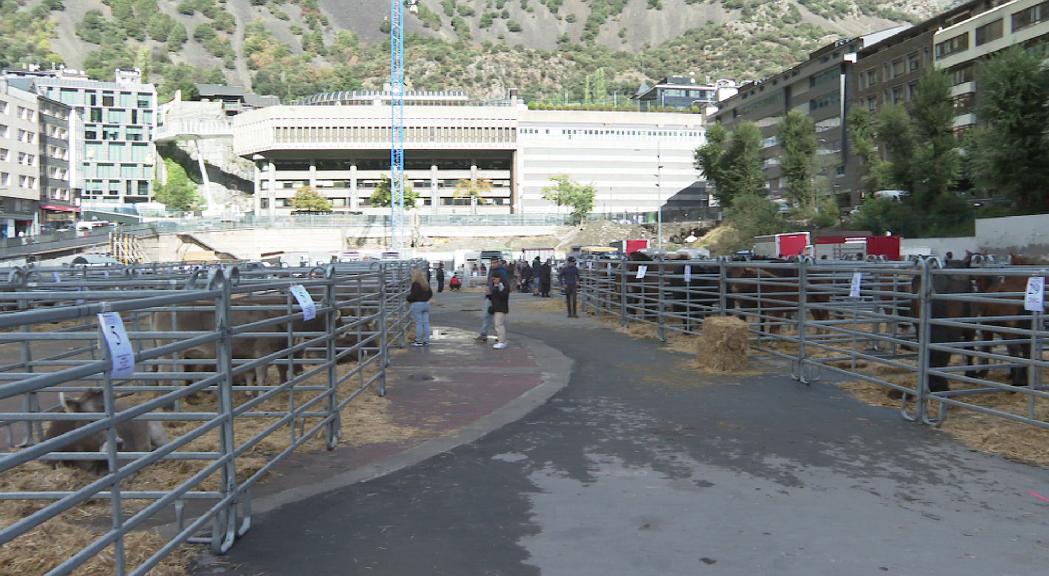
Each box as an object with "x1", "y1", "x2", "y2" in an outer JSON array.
[{"x1": 656, "y1": 141, "x2": 663, "y2": 253}]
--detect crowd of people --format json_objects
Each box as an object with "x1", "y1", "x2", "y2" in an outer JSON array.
[{"x1": 404, "y1": 255, "x2": 583, "y2": 350}]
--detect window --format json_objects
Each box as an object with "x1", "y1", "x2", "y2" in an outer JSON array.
[
  {"x1": 108, "y1": 142, "x2": 124, "y2": 161},
  {"x1": 935, "y1": 33, "x2": 969, "y2": 58},
  {"x1": 892, "y1": 58, "x2": 905, "y2": 77},
  {"x1": 952, "y1": 93, "x2": 976, "y2": 115},
  {"x1": 90, "y1": 108, "x2": 102, "y2": 123},
  {"x1": 120, "y1": 93, "x2": 134, "y2": 108},
  {"x1": 19, "y1": 175, "x2": 36, "y2": 189},
  {"x1": 950, "y1": 64, "x2": 975, "y2": 85},
  {"x1": 975, "y1": 18, "x2": 1004, "y2": 46},
  {"x1": 864, "y1": 68, "x2": 879, "y2": 89},
  {"x1": 17, "y1": 129, "x2": 34, "y2": 144},
  {"x1": 0, "y1": 124, "x2": 6, "y2": 138},
  {"x1": 60, "y1": 89, "x2": 78, "y2": 105},
  {"x1": 102, "y1": 94, "x2": 114, "y2": 107},
  {"x1": 0, "y1": 172, "x2": 8, "y2": 186},
  {"x1": 908, "y1": 52, "x2": 921, "y2": 72},
  {"x1": 137, "y1": 94, "x2": 151, "y2": 108},
  {"x1": 1013, "y1": 1, "x2": 1049, "y2": 31},
  {"x1": 87, "y1": 92, "x2": 97, "y2": 106},
  {"x1": 810, "y1": 67, "x2": 839, "y2": 88},
  {"x1": 17, "y1": 152, "x2": 34, "y2": 166},
  {"x1": 85, "y1": 129, "x2": 97, "y2": 140},
  {"x1": 0, "y1": 101, "x2": 7, "y2": 115},
  {"x1": 892, "y1": 85, "x2": 905, "y2": 103},
  {"x1": 0, "y1": 148, "x2": 6, "y2": 162},
  {"x1": 107, "y1": 109, "x2": 125, "y2": 123},
  {"x1": 908, "y1": 82, "x2": 918, "y2": 100}
]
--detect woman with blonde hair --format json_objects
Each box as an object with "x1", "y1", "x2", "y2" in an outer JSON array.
[{"x1": 407, "y1": 267, "x2": 434, "y2": 347}]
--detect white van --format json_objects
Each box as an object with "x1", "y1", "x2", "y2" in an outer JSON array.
[{"x1": 873, "y1": 190, "x2": 910, "y2": 201}]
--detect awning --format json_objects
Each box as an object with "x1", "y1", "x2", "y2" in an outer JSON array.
[{"x1": 41, "y1": 204, "x2": 80, "y2": 213}]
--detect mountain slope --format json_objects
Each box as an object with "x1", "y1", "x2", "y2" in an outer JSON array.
[{"x1": 1, "y1": 0, "x2": 951, "y2": 103}]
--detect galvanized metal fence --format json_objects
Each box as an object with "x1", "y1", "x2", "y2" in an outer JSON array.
[
  {"x1": 0, "y1": 260, "x2": 416, "y2": 574},
  {"x1": 579, "y1": 257, "x2": 1048, "y2": 430}
]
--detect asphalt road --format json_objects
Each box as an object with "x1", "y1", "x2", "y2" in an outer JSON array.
[{"x1": 202, "y1": 292, "x2": 1049, "y2": 575}]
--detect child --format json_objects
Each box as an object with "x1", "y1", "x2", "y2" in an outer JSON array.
[{"x1": 449, "y1": 273, "x2": 462, "y2": 291}]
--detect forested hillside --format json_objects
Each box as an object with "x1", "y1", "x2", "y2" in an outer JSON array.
[{"x1": 0, "y1": 0, "x2": 949, "y2": 103}]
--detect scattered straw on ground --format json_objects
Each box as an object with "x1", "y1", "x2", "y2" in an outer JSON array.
[
  {"x1": 0, "y1": 515, "x2": 190, "y2": 576},
  {"x1": 517, "y1": 297, "x2": 566, "y2": 314}
]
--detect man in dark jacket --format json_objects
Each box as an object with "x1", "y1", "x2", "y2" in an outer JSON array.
[
  {"x1": 559, "y1": 256, "x2": 580, "y2": 318},
  {"x1": 539, "y1": 259, "x2": 553, "y2": 297},
  {"x1": 436, "y1": 262, "x2": 445, "y2": 292},
  {"x1": 489, "y1": 265, "x2": 511, "y2": 349}
]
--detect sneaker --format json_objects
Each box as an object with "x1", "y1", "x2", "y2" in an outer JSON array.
[
  {"x1": 411, "y1": 341, "x2": 425, "y2": 347},
  {"x1": 475, "y1": 335, "x2": 488, "y2": 343},
  {"x1": 493, "y1": 342, "x2": 508, "y2": 350}
]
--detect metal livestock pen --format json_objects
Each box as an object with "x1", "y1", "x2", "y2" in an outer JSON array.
[
  {"x1": 579, "y1": 256, "x2": 1048, "y2": 429},
  {"x1": 0, "y1": 260, "x2": 416, "y2": 574}
]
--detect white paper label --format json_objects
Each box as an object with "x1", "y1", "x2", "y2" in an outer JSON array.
[
  {"x1": 1025, "y1": 276, "x2": 1045, "y2": 313},
  {"x1": 636, "y1": 265, "x2": 648, "y2": 280},
  {"x1": 98, "y1": 312, "x2": 135, "y2": 379},
  {"x1": 587, "y1": 261, "x2": 594, "y2": 270},
  {"x1": 52, "y1": 272, "x2": 61, "y2": 283},
  {"x1": 684, "y1": 265, "x2": 692, "y2": 283},
  {"x1": 289, "y1": 284, "x2": 317, "y2": 321},
  {"x1": 850, "y1": 272, "x2": 863, "y2": 298},
  {"x1": 103, "y1": 271, "x2": 110, "y2": 279},
  {"x1": 606, "y1": 263, "x2": 612, "y2": 277}
]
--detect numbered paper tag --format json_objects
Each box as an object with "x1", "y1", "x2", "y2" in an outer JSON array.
[
  {"x1": 606, "y1": 263, "x2": 612, "y2": 277},
  {"x1": 52, "y1": 272, "x2": 61, "y2": 283},
  {"x1": 1025, "y1": 276, "x2": 1045, "y2": 313},
  {"x1": 98, "y1": 312, "x2": 135, "y2": 379},
  {"x1": 850, "y1": 272, "x2": 863, "y2": 298},
  {"x1": 587, "y1": 261, "x2": 594, "y2": 270},
  {"x1": 289, "y1": 284, "x2": 317, "y2": 321},
  {"x1": 636, "y1": 265, "x2": 648, "y2": 280},
  {"x1": 684, "y1": 265, "x2": 692, "y2": 283}
]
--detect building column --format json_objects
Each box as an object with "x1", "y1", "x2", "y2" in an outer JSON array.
[
  {"x1": 430, "y1": 165, "x2": 439, "y2": 215},
  {"x1": 309, "y1": 161, "x2": 317, "y2": 188},
  {"x1": 349, "y1": 164, "x2": 358, "y2": 210},
  {"x1": 267, "y1": 161, "x2": 276, "y2": 219},
  {"x1": 253, "y1": 161, "x2": 263, "y2": 214}
]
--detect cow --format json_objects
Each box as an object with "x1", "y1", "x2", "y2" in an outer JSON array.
[{"x1": 44, "y1": 389, "x2": 168, "y2": 474}]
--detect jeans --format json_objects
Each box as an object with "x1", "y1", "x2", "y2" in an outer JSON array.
[
  {"x1": 564, "y1": 285, "x2": 578, "y2": 317},
  {"x1": 494, "y1": 312, "x2": 507, "y2": 343},
  {"x1": 479, "y1": 298, "x2": 494, "y2": 337},
  {"x1": 410, "y1": 301, "x2": 431, "y2": 343}
]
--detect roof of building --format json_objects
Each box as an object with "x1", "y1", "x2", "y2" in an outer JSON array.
[
  {"x1": 633, "y1": 76, "x2": 721, "y2": 100},
  {"x1": 196, "y1": 84, "x2": 247, "y2": 98}
]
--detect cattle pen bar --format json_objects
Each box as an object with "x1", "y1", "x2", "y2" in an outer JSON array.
[
  {"x1": 578, "y1": 256, "x2": 1048, "y2": 430},
  {"x1": 0, "y1": 260, "x2": 416, "y2": 575}
]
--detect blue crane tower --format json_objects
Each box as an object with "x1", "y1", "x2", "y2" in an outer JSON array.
[{"x1": 388, "y1": 0, "x2": 412, "y2": 249}]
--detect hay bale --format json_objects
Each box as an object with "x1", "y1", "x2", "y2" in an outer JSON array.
[{"x1": 696, "y1": 316, "x2": 749, "y2": 372}]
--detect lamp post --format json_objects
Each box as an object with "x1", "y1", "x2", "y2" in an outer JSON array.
[{"x1": 656, "y1": 141, "x2": 663, "y2": 252}]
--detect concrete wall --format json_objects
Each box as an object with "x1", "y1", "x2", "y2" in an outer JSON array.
[
  {"x1": 899, "y1": 214, "x2": 1049, "y2": 259},
  {"x1": 901, "y1": 236, "x2": 979, "y2": 258}
]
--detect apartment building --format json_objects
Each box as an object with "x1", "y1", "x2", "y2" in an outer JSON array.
[
  {"x1": 713, "y1": 28, "x2": 904, "y2": 207},
  {"x1": 10, "y1": 68, "x2": 157, "y2": 206},
  {"x1": 37, "y1": 96, "x2": 82, "y2": 224},
  {"x1": 232, "y1": 89, "x2": 707, "y2": 217},
  {"x1": 934, "y1": 0, "x2": 1049, "y2": 131},
  {"x1": 0, "y1": 78, "x2": 41, "y2": 237}
]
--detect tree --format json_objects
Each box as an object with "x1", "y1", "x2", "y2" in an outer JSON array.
[
  {"x1": 153, "y1": 158, "x2": 203, "y2": 213},
  {"x1": 542, "y1": 175, "x2": 595, "y2": 223},
  {"x1": 847, "y1": 107, "x2": 887, "y2": 195},
  {"x1": 453, "y1": 178, "x2": 493, "y2": 213},
  {"x1": 969, "y1": 46, "x2": 1049, "y2": 212},
  {"x1": 709, "y1": 192, "x2": 787, "y2": 254},
  {"x1": 911, "y1": 70, "x2": 959, "y2": 200},
  {"x1": 874, "y1": 103, "x2": 915, "y2": 192},
  {"x1": 291, "y1": 185, "x2": 333, "y2": 213},
  {"x1": 370, "y1": 175, "x2": 419, "y2": 209},
  {"x1": 695, "y1": 121, "x2": 765, "y2": 208},
  {"x1": 778, "y1": 110, "x2": 817, "y2": 211}
]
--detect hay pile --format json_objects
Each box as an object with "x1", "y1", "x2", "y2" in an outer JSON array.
[
  {"x1": 696, "y1": 316, "x2": 750, "y2": 372},
  {"x1": 0, "y1": 517, "x2": 189, "y2": 575}
]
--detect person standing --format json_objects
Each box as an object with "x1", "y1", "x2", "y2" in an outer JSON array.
[
  {"x1": 490, "y1": 263, "x2": 511, "y2": 349},
  {"x1": 477, "y1": 259, "x2": 507, "y2": 342},
  {"x1": 519, "y1": 260, "x2": 532, "y2": 293},
  {"x1": 540, "y1": 258, "x2": 553, "y2": 297},
  {"x1": 436, "y1": 262, "x2": 446, "y2": 293},
  {"x1": 532, "y1": 256, "x2": 542, "y2": 296},
  {"x1": 407, "y1": 268, "x2": 434, "y2": 347},
  {"x1": 559, "y1": 256, "x2": 580, "y2": 318}
]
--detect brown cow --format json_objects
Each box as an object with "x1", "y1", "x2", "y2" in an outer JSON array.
[{"x1": 44, "y1": 389, "x2": 168, "y2": 473}]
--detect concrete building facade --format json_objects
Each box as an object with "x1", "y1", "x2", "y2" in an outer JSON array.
[
  {"x1": 933, "y1": 0, "x2": 1049, "y2": 132},
  {"x1": 0, "y1": 79, "x2": 41, "y2": 237},
  {"x1": 232, "y1": 94, "x2": 707, "y2": 217},
  {"x1": 22, "y1": 69, "x2": 157, "y2": 206},
  {"x1": 37, "y1": 96, "x2": 82, "y2": 224}
]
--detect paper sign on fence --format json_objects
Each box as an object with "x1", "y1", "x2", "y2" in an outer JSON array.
[
  {"x1": 97, "y1": 312, "x2": 135, "y2": 379},
  {"x1": 636, "y1": 265, "x2": 648, "y2": 280},
  {"x1": 850, "y1": 272, "x2": 863, "y2": 298},
  {"x1": 684, "y1": 265, "x2": 692, "y2": 283},
  {"x1": 607, "y1": 263, "x2": 612, "y2": 276},
  {"x1": 1026, "y1": 276, "x2": 1045, "y2": 313},
  {"x1": 52, "y1": 272, "x2": 61, "y2": 283},
  {"x1": 289, "y1": 284, "x2": 317, "y2": 321},
  {"x1": 587, "y1": 261, "x2": 594, "y2": 270}
]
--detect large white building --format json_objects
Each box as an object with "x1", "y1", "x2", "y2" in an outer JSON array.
[
  {"x1": 232, "y1": 90, "x2": 708, "y2": 216},
  {"x1": 0, "y1": 78, "x2": 41, "y2": 237}
]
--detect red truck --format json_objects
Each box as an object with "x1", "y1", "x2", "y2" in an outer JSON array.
[
  {"x1": 609, "y1": 239, "x2": 650, "y2": 256},
  {"x1": 753, "y1": 232, "x2": 810, "y2": 259},
  {"x1": 813, "y1": 234, "x2": 901, "y2": 260}
]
